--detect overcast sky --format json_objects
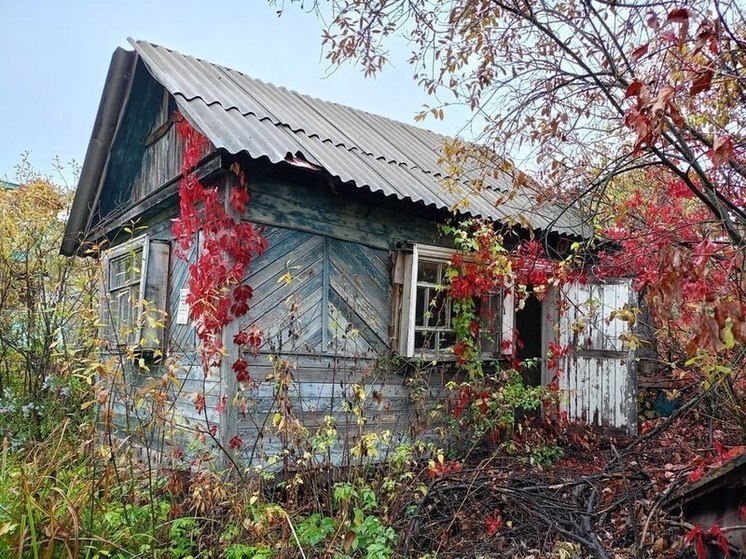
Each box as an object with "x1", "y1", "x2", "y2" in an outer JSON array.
[{"x1": 0, "y1": 0, "x2": 472, "y2": 187}]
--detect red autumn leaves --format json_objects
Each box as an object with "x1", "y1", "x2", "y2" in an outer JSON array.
[
  {"x1": 232, "y1": 326, "x2": 263, "y2": 386},
  {"x1": 173, "y1": 116, "x2": 268, "y2": 450},
  {"x1": 597, "y1": 173, "x2": 745, "y2": 354},
  {"x1": 172, "y1": 114, "x2": 267, "y2": 349},
  {"x1": 686, "y1": 524, "x2": 730, "y2": 558},
  {"x1": 623, "y1": 8, "x2": 733, "y2": 162}
]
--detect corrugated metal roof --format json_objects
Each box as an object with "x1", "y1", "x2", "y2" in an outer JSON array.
[{"x1": 131, "y1": 39, "x2": 586, "y2": 236}]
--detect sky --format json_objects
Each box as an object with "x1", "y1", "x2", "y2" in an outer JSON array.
[{"x1": 0, "y1": 0, "x2": 470, "y2": 187}]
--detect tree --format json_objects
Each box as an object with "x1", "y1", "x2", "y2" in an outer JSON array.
[
  {"x1": 0, "y1": 169, "x2": 97, "y2": 441},
  {"x1": 282, "y1": 0, "x2": 744, "y2": 238}
]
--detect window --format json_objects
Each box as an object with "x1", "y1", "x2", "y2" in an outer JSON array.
[
  {"x1": 102, "y1": 235, "x2": 170, "y2": 350},
  {"x1": 106, "y1": 242, "x2": 147, "y2": 345},
  {"x1": 395, "y1": 244, "x2": 514, "y2": 359},
  {"x1": 412, "y1": 258, "x2": 456, "y2": 354}
]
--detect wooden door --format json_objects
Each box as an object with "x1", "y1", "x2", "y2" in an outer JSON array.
[{"x1": 555, "y1": 280, "x2": 638, "y2": 434}]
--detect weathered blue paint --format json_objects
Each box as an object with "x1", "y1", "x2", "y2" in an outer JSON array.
[
  {"x1": 80, "y1": 73, "x2": 467, "y2": 467},
  {"x1": 246, "y1": 176, "x2": 443, "y2": 251}
]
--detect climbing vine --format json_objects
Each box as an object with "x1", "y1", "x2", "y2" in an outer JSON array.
[
  {"x1": 172, "y1": 112, "x2": 266, "y2": 361},
  {"x1": 172, "y1": 113, "x2": 267, "y2": 455},
  {"x1": 442, "y1": 221, "x2": 512, "y2": 377},
  {"x1": 440, "y1": 220, "x2": 580, "y2": 446},
  {"x1": 442, "y1": 220, "x2": 576, "y2": 378}
]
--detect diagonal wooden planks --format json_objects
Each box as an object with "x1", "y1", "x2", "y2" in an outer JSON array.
[{"x1": 327, "y1": 238, "x2": 390, "y2": 354}]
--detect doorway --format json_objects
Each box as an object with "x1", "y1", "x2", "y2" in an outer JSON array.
[{"x1": 515, "y1": 293, "x2": 543, "y2": 387}]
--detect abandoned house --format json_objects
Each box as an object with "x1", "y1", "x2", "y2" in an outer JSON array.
[{"x1": 61, "y1": 40, "x2": 639, "y2": 465}]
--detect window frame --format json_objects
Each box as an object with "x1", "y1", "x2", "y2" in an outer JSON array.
[
  {"x1": 398, "y1": 243, "x2": 515, "y2": 360},
  {"x1": 102, "y1": 234, "x2": 150, "y2": 348}
]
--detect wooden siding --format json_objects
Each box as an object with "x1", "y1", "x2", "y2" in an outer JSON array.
[
  {"x1": 245, "y1": 177, "x2": 442, "y2": 251},
  {"x1": 99, "y1": 64, "x2": 165, "y2": 217},
  {"x1": 327, "y1": 238, "x2": 391, "y2": 355},
  {"x1": 241, "y1": 225, "x2": 391, "y2": 358},
  {"x1": 167, "y1": 234, "x2": 198, "y2": 352},
  {"x1": 128, "y1": 90, "x2": 191, "y2": 204},
  {"x1": 235, "y1": 355, "x2": 449, "y2": 467},
  {"x1": 130, "y1": 113, "x2": 185, "y2": 203},
  {"x1": 227, "y1": 221, "x2": 441, "y2": 467},
  {"x1": 93, "y1": 88, "x2": 456, "y2": 464},
  {"x1": 246, "y1": 226, "x2": 326, "y2": 353},
  {"x1": 105, "y1": 357, "x2": 222, "y2": 451},
  {"x1": 103, "y1": 166, "x2": 624, "y2": 465},
  {"x1": 101, "y1": 204, "x2": 224, "y2": 457},
  {"x1": 99, "y1": 73, "x2": 209, "y2": 221},
  {"x1": 557, "y1": 281, "x2": 637, "y2": 433}
]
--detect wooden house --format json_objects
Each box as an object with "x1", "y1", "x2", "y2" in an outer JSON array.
[{"x1": 61, "y1": 40, "x2": 638, "y2": 466}]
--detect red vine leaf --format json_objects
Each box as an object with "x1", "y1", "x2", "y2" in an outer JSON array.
[
  {"x1": 231, "y1": 300, "x2": 250, "y2": 317},
  {"x1": 234, "y1": 284, "x2": 254, "y2": 302},
  {"x1": 630, "y1": 44, "x2": 649, "y2": 63},
  {"x1": 229, "y1": 186, "x2": 250, "y2": 214},
  {"x1": 688, "y1": 463, "x2": 705, "y2": 483},
  {"x1": 485, "y1": 509, "x2": 503, "y2": 536},
  {"x1": 709, "y1": 524, "x2": 730, "y2": 557},
  {"x1": 194, "y1": 393, "x2": 206, "y2": 414},
  {"x1": 232, "y1": 359, "x2": 249, "y2": 374},
  {"x1": 690, "y1": 69, "x2": 713, "y2": 96}
]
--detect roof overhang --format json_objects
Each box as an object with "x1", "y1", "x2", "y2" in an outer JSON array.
[{"x1": 61, "y1": 48, "x2": 136, "y2": 256}]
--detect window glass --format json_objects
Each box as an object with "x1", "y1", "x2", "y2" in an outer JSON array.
[
  {"x1": 405, "y1": 249, "x2": 504, "y2": 359},
  {"x1": 109, "y1": 248, "x2": 142, "y2": 289},
  {"x1": 106, "y1": 244, "x2": 145, "y2": 345},
  {"x1": 413, "y1": 258, "x2": 456, "y2": 355},
  {"x1": 417, "y1": 260, "x2": 440, "y2": 284},
  {"x1": 415, "y1": 286, "x2": 427, "y2": 326}
]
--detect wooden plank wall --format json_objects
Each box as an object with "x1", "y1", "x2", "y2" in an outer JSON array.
[
  {"x1": 235, "y1": 355, "x2": 449, "y2": 467},
  {"x1": 557, "y1": 281, "x2": 637, "y2": 433},
  {"x1": 231, "y1": 221, "x2": 447, "y2": 467},
  {"x1": 245, "y1": 177, "x2": 442, "y2": 251},
  {"x1": 98, "y1": 142, "x2": 453, "y2": 465},
  {"x1": 327, "y1": 238, "x2": 390, "y2": 355},
  {"x1": 130, "y1": 109, "x2": 185, "y2": 203},
  {"x1": 104, "y1": 207, "x2": 225, "y2": 458},
  {"x1": 244, "y1": 226, "x2": 326, "y2": 353},
  {"x1": 239, "y1": 224, "x2": 391, "y2": 359}
]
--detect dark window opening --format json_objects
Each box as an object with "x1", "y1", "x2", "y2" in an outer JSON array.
[{"x1": 516, "y1": 292, "x2": 542, "y2": 387}]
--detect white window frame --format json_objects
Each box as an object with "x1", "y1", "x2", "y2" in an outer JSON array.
[
  {"x1": 398, "y1": 244, "x2": 515, "y2": 360},
  {"x1": 102, "y1": 234, "x2": 150, "y2": 347}
]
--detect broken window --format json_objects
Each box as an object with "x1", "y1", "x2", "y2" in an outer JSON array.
[{"x1": 395, "y1": 244, "x2": 514, "y2": 360}]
